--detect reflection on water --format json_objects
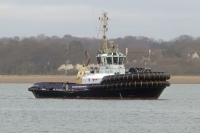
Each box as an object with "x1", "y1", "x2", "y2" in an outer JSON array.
[{"x1": 0, "y1": 84, "x2": 200, "y2": 133}]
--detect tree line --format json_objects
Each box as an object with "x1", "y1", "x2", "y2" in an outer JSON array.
[{"x1": 0, "y1": 34, "x2": 200, "y2": 75}]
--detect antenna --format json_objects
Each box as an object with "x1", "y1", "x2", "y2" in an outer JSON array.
[
  {"x1": 92, "y1": 9, "x2": 98, "y2": 37},
  {"x1": 126, "y1": 48, "x2": 128, "y2": 56},
  {"x1": 115, "y1": 44, "x2": 118, "y2": 52},
  {"x1": 97, "y1": 19, "x2": 102, "y2": 53},
  {"x1": 125, "y1": 48, "x2": 128, "y2": 64},
  {"x1": 84, "y1": 51, "x2": 90, "y2": 67}
]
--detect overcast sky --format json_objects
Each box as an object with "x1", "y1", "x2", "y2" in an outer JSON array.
[{"x1": 0, "y1": 0, "x2": 200, "y2": 40}]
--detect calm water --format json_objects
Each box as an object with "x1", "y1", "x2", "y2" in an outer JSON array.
[{"x1": 0, "y1": 84, "x2": 200, "y2": 133}]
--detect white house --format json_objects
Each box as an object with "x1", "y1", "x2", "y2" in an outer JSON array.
[
  {"x1": 57, "y1": 64, "x2": 74, "y2": 71},
  {"x1": 74, "y1": 64, "x2": 82, "y2": 70},
  {"x1": 188, "y1": 51, "x2": 199, "y2": 59}
]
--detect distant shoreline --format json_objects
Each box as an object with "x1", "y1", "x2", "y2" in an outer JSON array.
[{"x1": 0, "y1": 75, "x2": 200, "y2": 84}]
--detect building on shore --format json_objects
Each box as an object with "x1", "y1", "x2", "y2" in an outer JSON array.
[
  {"x1": 57, "y1": 64, "x2": 73, "y2": 71},
  {"x1": 57, "y1": 63, "x2": 99, "y2": 71}
]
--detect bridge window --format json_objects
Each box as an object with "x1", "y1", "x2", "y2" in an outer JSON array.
[
  {"x1": 113, "y1": 57, "x2": 118, "y2": 64},
  {"x1": 119, "y1": 57, "x2": 123, "y2": 64},
  {"x1": 97, "y1": 57, "x2": 101, "y2": 64},
  {"x1": 117, "y1": 52, "x2": 122, "y2": 56},
  {"x1": 106, "y1": 57, "x2": 112, "y2": 64},
  {"x1": 124, "y1": 57, "x2": 126, "y2": 64}
]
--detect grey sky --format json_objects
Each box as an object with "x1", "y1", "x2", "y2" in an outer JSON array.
[{"x1": 0, "y1": 0, "x2": 200, "y2": 40}]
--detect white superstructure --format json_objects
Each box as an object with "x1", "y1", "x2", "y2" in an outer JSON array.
[{"x1": 76, "y1": 11, "x2": 127, "y2": 84}]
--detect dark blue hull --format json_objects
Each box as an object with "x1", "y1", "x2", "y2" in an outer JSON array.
[
  {"x1": 28, "y1": 72, "x2": 170, "y2": 99},
  {"x1": 30, "y1": 86, "x2": 165, "y2": 99}
]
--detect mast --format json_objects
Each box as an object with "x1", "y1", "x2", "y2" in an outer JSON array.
[{"x1": 99, "y1": 11, "x2": 109, "y2": 53}]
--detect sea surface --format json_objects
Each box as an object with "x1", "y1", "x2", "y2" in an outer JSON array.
[{"x1": 0, "y1": 84, "x2": 200, "y2": 133}]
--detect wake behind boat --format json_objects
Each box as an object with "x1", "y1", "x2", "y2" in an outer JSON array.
[{"x1": 28, "y1": 12, "x2": 170, "y2": 99}]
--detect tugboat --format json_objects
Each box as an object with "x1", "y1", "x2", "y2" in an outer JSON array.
[{"x1": 28, "y1": 12, "x2": 170, "y2": 99}]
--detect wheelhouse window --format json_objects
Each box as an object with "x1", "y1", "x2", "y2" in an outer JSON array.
[
  {"x1": 107, "y1": 53, "x2": 112, "y2": 56},
  {"x1": 113, "y1": 57, "x2": 118, "y2": 64},
  {"x1": 97, "y1": 57, "x2": 101, "y2": 64},
  {"x1": 123, "y1": 57, "x2": 126, "y2": 64},
  {"x1": 117, "y1": 52, "x2": 122, "y2": 56},
  {"x1": 106, "y1": 57, "x2": 112, "y2": 64},
  {"x1": 119, "y1": 57, "x2": 123, "y2": 65},
  {"x1": 113, "y1": 53, "x2": 117, "y2": 56}
]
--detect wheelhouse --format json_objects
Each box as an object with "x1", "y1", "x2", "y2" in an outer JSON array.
[{"x1": 97, "y1": 52, "x2": 126, "y2": 65}]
